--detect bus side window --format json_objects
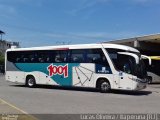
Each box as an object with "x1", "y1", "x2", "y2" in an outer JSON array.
[
  {"x1": 86, "y1": 49, "x2": 110, "y2": 66},
  {"x1": 55, "y1": 54, "x2": 62, "y2": 62},
  {"x1": 53, "y1": 50, "x2": 68, "y2": 63},
  {"x1": 36, "y1": 51, "x2": 52, "y2": 63},
  {"x1": 23, "y1": 58, "x2": 29, "y2": 62},
  {"x1": 7, "y1": 51, "x2": 20, "y2": 63},
  {"x1": 28, "y1": 52, "x2": 36, "y2": 63},
  {"x1": 38, "y1": 58, "x2": 43, "y2": 62},
  {"x1": 30, "y1": 57, "x2": 35, "y2": 62},
  {"x1": 60, "y1": 51, "x2": 68, "y2": 63},
  {"x1": 16, "y1": 58, "x2": 20, "y2": 62},
  {"x1": 46, "y1": 56, "x2": 51, "y2": 62},
  {"x1": 70, "y1": 49, "x2": 85, "y2": 63},
  {"x1": 37, "y1": 52, "x2": 44, "y2": 63}
]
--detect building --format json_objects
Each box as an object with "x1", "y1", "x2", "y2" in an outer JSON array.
[
  {"x1": 105, "y1": 33, "x2": 160, "y2": 83},
  {"x1": 0, "y1": 30, "x2": 20, "y2": 54},
  {"x1": 105, "y1": 33, "x2": 160, "y2": 55},
  {"x1": 0, "y1": 40, "x2": 20, "y2": 54}
]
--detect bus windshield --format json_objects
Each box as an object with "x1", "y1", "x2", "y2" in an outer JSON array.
[
  {"x1": 134, "y1": 59, "x2": 147, "y2": 79},
  {"x1": 106, "y1": 48, "x2": 147, "y2": 79}
]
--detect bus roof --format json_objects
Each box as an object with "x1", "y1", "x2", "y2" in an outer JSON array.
[{"x1": 6, "y1": 43, "x2": 139, "y2": 53}]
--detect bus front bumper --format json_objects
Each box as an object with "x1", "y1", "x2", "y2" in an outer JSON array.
[{"x1": 135, "y1": 83, "x2": 147, "y2": 90}]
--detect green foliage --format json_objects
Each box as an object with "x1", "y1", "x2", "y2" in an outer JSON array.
[{"x1": 0, "y1": 53, "x2": 4, "y2": 65}]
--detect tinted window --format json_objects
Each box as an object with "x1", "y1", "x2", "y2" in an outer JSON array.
[
  {"x1": 106, "y1": 48, "x2": 137, "y2": 74},
  {"x1": 86, "y1": 49, "x2": 109, "y2": 66},
  {"x1": 37, "y1": 51, "x2": 53, "y2": 63},
  {"x1": 53, "y1": 50, "x2": 68, "y2": 63},
  {"x1": 7, "y1": 50, "x2": 68, "y2": 63},
  {"x1": 70, "y1": 49, "x2": 85, "y2": 63},
  {"x1": 7, "y1": 51, "x2": 17, "y2": 62},
  {"x1": 106, "y1": 48, "x2": 125, "y2": 70}
]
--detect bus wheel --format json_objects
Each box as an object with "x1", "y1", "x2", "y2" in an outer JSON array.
[
  {"x1": 26, "y1": 76, "x2": 36, "y2": 88},
  {"x1": 98, "y1": 79, "x2": 111, "y2": 93}
]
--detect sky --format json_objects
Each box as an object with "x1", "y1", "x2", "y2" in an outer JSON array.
[{"x1": 0, "y1": 0, "x2": 160, "y2": 47}]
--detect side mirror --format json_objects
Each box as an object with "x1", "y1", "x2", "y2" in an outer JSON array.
[{"x1": 141, "y1": 55, "x2": 151, "y2": 65}]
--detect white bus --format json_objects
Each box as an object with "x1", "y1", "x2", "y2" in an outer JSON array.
[
  {"x1": 145, "y1": 56, "x2": 160, "y2": 83},
  {"x1": 5, "y1": 43, "x2": 148, "y2": 92}
]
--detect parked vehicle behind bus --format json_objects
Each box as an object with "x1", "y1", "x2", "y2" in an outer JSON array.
[
  {"x1": 145, "y1": 56, "x2": 160, "y2": 83},
  {"x1": 5, "y1": 43, "x2": 149, "y2": 93}
]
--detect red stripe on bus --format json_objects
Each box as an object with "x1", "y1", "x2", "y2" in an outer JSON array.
[{"x1": 54, "y1": 48, "x2": 69, "y2": 50}]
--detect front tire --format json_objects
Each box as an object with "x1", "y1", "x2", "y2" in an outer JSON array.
[
  {"x1": 26, "y1": 76, "x2": 36, "y2": 88},
  {"x1": 98, "y1": 80, "x2": 111, "y2": 93}
]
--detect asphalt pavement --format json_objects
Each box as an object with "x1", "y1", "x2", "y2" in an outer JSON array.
[{"x1": 0, "y1": 74, "x2": 160, "y2": 115}]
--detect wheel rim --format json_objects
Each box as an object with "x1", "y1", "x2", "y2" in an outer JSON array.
[
  {"x1": 101, "y1": 82, "x2": 110, "y2": 91},
  {"x1": 28, "y1": 78, "x2": 34, "y2": 86}
]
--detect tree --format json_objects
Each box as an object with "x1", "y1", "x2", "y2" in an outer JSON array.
[{"x1": 0, "y1": 53, "x2": 4, "y2": 65}]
